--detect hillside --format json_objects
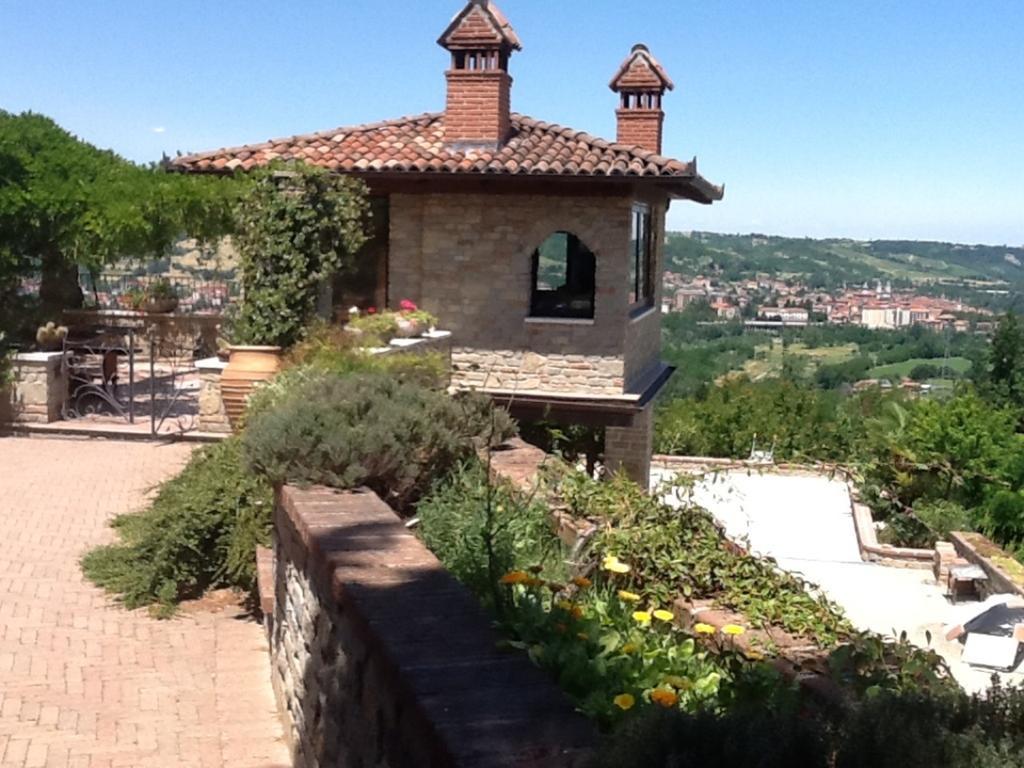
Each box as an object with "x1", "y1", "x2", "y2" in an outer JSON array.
[{"x1": 666, "y1": 232, "x2": 1024, "y2": 291}]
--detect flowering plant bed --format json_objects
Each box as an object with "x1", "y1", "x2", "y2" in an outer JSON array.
[{"x1": 346, "y1": 299, "x2": 438, "y2": 345}]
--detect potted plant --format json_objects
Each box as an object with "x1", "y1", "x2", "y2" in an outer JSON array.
[
  {"x1": 120, "y1": 287, "x2": 145, "y2": 311},
  {"x1": 35, "y1": 322, "x2": 68, "y2": 352},
  {"x1": 220, "y1": 163, "x2": 370, "y2": 429},
  {"x1": 141, "y1": 278, "x2": 179, "y2": 314}
]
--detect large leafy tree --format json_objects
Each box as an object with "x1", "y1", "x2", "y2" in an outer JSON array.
[{"x1": 0, "y1": 111, "x2": 237, "y2": 320}]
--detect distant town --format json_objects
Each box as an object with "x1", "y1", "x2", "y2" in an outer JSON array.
[{"x1": 663, "y1": 272, "x2": 995, "y2": 334}]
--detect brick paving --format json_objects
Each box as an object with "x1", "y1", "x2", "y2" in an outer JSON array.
[{"x1": 0, "y1": 436, "x2": 290, "y2": 768}]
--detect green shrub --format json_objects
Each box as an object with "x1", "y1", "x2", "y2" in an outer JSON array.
[
  {"x1": 81, "y1": 438, "x2": 273, "y2": 616},
  {"x1": 552, "y1": 469, "x2": 852, "y2": 646},
  {"x1": 417, "y1": 460, "x2": 561, "y2": 610},
  {"x1": 592, "y1": 682, "x2": 1024, "y2": 768},
  {"x1": 243, "y1": 372, "x2": 514, "y2": 511},
  {"x1": 593, "y1": 704, "x2": 829, "y2": 768},
  {"x1": 282, "y1": 321, "x2": 448, "y2": 389},
  {"x1": 0, "y1": 331, "x2": 12, "y2": 386},
  {"x1": 913, "y1": 499, "x2": 972, "y2": 541}
]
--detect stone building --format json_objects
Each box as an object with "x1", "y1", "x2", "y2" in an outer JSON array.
[{"x1": 172, "y1": 0, "x2": 722, "y2": 483}]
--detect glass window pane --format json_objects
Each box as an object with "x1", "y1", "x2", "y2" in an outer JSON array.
[
  {"x1": 629, "y1": 210, "x2": 640, "y2": 304},
  {"x1": 536, "y1": 232, "x2": 568, "y2": 290},
  {"x1": 531, "y1": 231, "x2": 596, "y2": 319}
]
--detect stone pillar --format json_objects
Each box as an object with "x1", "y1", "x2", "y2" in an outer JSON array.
[
  {"x1": 196, "y1": 357, "x2": 231, "y2": 434},
  {"x1": 604, "y1": 405, "x2": 654, "y2": 488},
  {"x1": 2, "y1": 352, "x2": 67, "y2": 425}
]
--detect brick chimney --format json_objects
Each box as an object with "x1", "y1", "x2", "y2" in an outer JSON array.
[
  {"x1": 438, "y1": 1, "x2": 522, "y2": 148},
  {"x1": 610, "y1": 44, "x2": 675, "y2": 155}
]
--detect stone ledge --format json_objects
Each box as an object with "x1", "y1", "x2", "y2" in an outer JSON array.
[
  {"x1": 273, "y1": 484, "x2": 596, "y2": 768},
  {"x1": 950, "y1": 531, "x2": 1024, "y2": 599}
]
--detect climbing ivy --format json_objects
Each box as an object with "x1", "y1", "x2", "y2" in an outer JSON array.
[{"x1": 230, "y1": 162, "x2": 370, "y2": 349}]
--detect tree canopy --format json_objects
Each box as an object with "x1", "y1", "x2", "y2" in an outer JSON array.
[{"x1": 0, "y1": 110, "x2": 237, "y2": 318}]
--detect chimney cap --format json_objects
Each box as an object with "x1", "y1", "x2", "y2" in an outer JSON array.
[
  {"x1": 610, "y1": 44, "x2": 674, "y2": 92},
  {"x1": 438, "y1": 0, "x2": 523, "y2": 52}
]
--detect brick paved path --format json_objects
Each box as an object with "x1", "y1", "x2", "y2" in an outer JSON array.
[{"x1": 0, "y1": 437, "x2": 290, "y2": 768}]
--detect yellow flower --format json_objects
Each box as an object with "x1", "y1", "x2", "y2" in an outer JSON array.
[
  {"x1": 621, "y1": 642, "x2": 640, "y2": 654},
  {"x1": 722, "y1": 624, "x2": 746, "y2": 636},
  {"x1": 744, "y1": 650, "x2": 765, "y2": 661},
  {"x1": 556, "y1": 600, "x2": 574, "y2": 612},
  {"x1": 613, "y1": 693, "x2": 635, "y2": 711},
  {"x1": 650, "y1": 688, "x2": 679, "y2": 708},
  {"x1": 632, "y1": 611, "x2": 652, "y2": 625},
  {"x1": 572, "y1": 576, "x2": 592, "y2": 588},
  {"x1": 694, "y1": 623, "x2": 716, "y2": 635},
  {"x1": 499, "y1": 571, "x2": 530, "y2": 585},
  {"x1": 653, "y1": 609, "x2": 675, "y2": 623},
  {"x1": 602, "y1": 555, "x2": 631, "y2": 574},
  {"x1": 617, "y1": 590, "x2": 642, "y2": 602}
]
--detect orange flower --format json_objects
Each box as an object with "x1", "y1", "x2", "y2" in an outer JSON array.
[
  {"x1": 570, "y1": 605, "x2": 585, "y2": 620},
  {"x1": 613, "y1": 693, "x2": 635, "y2": 711},
  {"x1": 499, "y1": 571, "x2": 530, "y2": 585},
  {"x1": 572, "y1": 576, "x2": 592, "y2": 588},
  {"x1": 650, "y1": 688, "x2": 679, "y2": 708}
]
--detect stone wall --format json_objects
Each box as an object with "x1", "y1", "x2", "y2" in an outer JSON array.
[
  {"x1": 389, "y1": 192, "x2": 664, "y2": 397},
  {"x1": 2, "y1": 353, "x2": 67, "y2": 425},
  {"x1": 196, "y1": 358, "x2": 231, "y2": 435},
  {"x1": 271, "y1": 484, "x2": 595, "y2": 768}
]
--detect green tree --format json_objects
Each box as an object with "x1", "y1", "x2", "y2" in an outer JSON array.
[
  {"x1": 0, "y1": 111, "x2": 236, "y2": 320},
  {"x1": 909, "y1": 363, "x2": 941, "y2": 382},
  {"x1": 985, "y1": 311, "x2": 1024, "y2": 405}
]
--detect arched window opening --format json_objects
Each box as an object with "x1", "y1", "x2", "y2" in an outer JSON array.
[{"x1": 530, "y1": 232, "x2": 596, "y2": 319}]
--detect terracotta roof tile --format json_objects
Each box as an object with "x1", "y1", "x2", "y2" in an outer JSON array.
[{"x1": 171, "y1": 112, "x2": 723, "y2": 201}]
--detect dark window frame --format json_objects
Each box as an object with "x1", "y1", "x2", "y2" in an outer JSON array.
[
  {"x1": 629, "y1": 203, "x2": 655, "y2": 313},
  {"x1": 529, "y1": 231, "x2": 597, "y2": 320}
]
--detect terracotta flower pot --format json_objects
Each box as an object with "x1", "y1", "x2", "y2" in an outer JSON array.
[
  {"x1": 221, "y1": 345, "x2": 283, "y2": 430},
  {"x1": 142, "y1": 297, "x2": 179, "y2": 314}
]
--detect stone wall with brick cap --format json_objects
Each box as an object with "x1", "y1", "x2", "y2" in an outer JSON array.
[
  {"x1": 271, "y1": 484, "x2": 596, "y2": 768},
  {"x1": 1, "y1": 352, "x2": 67, "y2": 426}
]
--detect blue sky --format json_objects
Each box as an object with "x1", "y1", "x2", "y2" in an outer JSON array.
[{"x1": 2, "y1": 0, "x2": 1022, "y2": 245}]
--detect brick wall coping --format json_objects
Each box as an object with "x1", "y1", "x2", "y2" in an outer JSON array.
[
  {"x1": 195, "y1": 356, "x2": 228, "y2": 372},
  {"x1": 653, "y1": 454, "x2": 854, "y2": 480},
  {"x1": 950, "y1": 531, "x2": 1024, "y2": 598},
  {"x1": 276, "y1": 483, "x2": 596, "y2": 767},
  {"x1": 850, "y1": 500, "x2": 934, "y2": 568}
]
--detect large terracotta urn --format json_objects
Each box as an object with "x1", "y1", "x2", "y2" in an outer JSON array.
[{"x1": 221, "y1": 346, "x2": 283, "y2": 430}]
